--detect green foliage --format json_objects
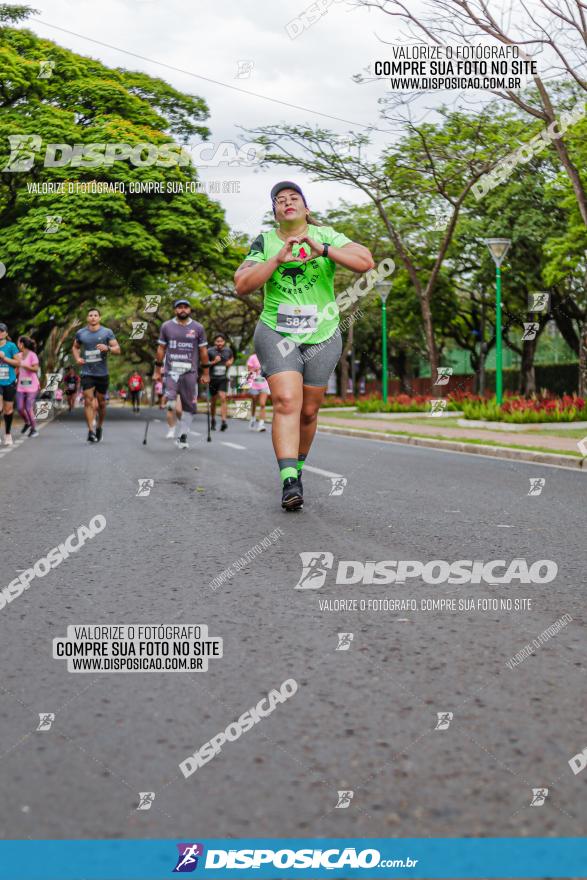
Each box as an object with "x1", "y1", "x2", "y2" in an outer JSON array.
[
  {"x1": 462, "y1": 396, "x2": 587, "y2": 422},
  {"x1": 0, "y1": 19, "x2": 233, "y2": 352},
  {"x1": 0, "y1": 4, "x2": 37, "y2": 23},
  {"x1": 356, "y1": 394, "x2": 461, "y2": 413}
]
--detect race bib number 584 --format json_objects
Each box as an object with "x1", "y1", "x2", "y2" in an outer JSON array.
[{"x1": 276, "y1": 304, "x2": 318, "y2": 334}]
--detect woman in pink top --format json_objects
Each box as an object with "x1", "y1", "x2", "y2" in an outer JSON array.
[
  {"x1": 16, "y1": 336, "x2": 41, "y2": 437},
  {"x1": 246, "y1": 353, "x2": 270, "y2": 432}
]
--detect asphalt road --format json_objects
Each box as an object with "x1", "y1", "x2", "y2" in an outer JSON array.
[{"x1": 1, "y1": 403, "x2": 586, "y2": 842}]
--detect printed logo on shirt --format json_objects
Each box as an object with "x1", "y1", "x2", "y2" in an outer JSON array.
[{"x1": 275, "y1": 261, "x2": 320, "y2": 295}]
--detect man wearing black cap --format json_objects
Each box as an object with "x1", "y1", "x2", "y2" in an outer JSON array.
[
  {"x1": 234, "y1": 181, "x2": 374, "y2": 510},
  {"x1": 154, "y1": 300, "x2": 209, "y2": 449}
]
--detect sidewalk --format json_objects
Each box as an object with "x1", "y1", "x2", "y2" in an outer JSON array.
[{"x1": 316, "y1": 410, "x2": 587, "y2": 468}]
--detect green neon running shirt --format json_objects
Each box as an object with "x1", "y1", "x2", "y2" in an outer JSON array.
[{"x1": 245, "y1": 225, "x2": 353, "y2": 344}]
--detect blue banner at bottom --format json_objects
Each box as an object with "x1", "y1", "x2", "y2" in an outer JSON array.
[{"x1": 0, "y1": 838, "x2": 586, "y2": 879}]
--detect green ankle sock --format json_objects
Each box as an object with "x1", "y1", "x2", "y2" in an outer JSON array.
[
  {"x1": 297, "y1": 453, "x2": 307, "y2": 475},
  {"x1": 278, "y1": 458, "x2": 298, "y2": 484}
]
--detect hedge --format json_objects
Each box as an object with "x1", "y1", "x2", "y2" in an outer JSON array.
[{"x1": 484, "y1": 363, "x2": 579, "y2": 395}]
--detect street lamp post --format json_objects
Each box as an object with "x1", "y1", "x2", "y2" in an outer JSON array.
[
  {"x1": 375, "y1": 280, "x2": 392, "y2": 403},
  {"x1": 485, "y1": 238, "x2": 511, "y2": 405}
]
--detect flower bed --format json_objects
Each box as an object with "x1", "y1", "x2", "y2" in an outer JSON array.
[
  {"x1": 356, "y1": 392, "x2": 480, "y2": 414},
  {"x1": 322, "y1": 396, "x2": 364, "y2": 407},
  {"x1": 461, "y1": 394, "x2": 587, "y2": 423}
]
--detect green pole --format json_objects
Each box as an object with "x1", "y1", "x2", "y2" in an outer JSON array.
[
  {"x1": 495, "y1": 265, "x2": 503, "y2": 405},
  {"x1": 382, "y1": 299, "x2": 388, "y2": 403}
]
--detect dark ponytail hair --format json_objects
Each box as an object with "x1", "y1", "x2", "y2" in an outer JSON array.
[{"x1": 18, "y1": 335, "x2": 36, "y2": 352}]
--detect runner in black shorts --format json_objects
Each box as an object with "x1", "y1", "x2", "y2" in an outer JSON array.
[
  {"x1": 63, "y1": 366, "x2": 80, "y2": 412},
  {"x1": 234, "y1": 181, "x2": 374, "y2": 510},
  {"x1": 72, "y1": 308, "x2": 120, "y2": 442},
  {"x1": 0, "y1": 322, "x2": 20, "y2": 447},
  {"x1": 207, "y1": 334, "x2": 234, "y2": 432}
]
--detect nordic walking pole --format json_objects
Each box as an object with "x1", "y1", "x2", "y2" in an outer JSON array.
[{"x1": 206, "y1": 386, "x2": 211, "y2": 442}]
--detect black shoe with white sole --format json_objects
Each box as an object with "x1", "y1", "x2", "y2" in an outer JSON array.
[
  {"x1": 281, "y1": 477, "x2": 303, "y2": 511},
  {"x1": 87, "y1": 430, "x2": 98, "y2": 443},
  {"x1": 96, "y1": 426, "x2": 103, "y2": 442}
]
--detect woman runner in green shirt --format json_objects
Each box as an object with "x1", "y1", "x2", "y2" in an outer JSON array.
[{"x1": 235, "y1": 181, "x2": 374, "y2": 511}]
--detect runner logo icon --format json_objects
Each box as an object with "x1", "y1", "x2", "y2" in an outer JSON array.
[
  {"x1": 528, "y1": 478, "x2": 546, "y2": 496},
  {"x1": 434, "y1": 366, "x2": 453, "y2": 385},
  {"x1": 336, "y1": 632, "x2": 354, "y2": 651},
  {"x1": 173, "y1": 843, "x2": 204, "y2": 872},
  {"x1": 144, "y1": 295, "x2": 161, "y2": 313},
  {"x1": 38, "y1": 60, "x2": 55, "y2": 79},
  {"x1": 36, "y1": 713, "x2": 55, "y2": 731},
  {"x1": 45, "y1": 372, "x2": 62, "y2": 391},
  {"x1": 430, "y1": 398, "x2": 448, "y2": 416},
  {"x1": 295, "y1": 552, "x2": 334, "y2": 590},
  {"x1": 528, "y1": 292, "x2": 550, "y2": 311},
  {"x1": 435, "y1": 712, "x2": 453, "y2": 730},
  {"x1": 45, "y1": 214, "x2": 62, "y2": 233},
  {"x1": 130, "y1": 322, "x2": 148, "y2": 340},
  {"x1": 335, "y1": 790, "x2": 354, "y2": 809},
  {"x1": 522, "y1": 322, "x2": 539, "y2": 341},
  {"x1": 329, "y1": 477, "x2": 347, "y2": 496},
  {"x1": 35, "y1": 401, "x2": 52, "y2": 420},
  {"x1": 530, "y1": 788, "x2": 548, "y2": 806},
  {"x1": 137, "y1": 792, "x2": 155, "y2": 810}
]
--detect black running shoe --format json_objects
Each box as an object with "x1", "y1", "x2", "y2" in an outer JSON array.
[
  {"x1": 87, "y1": 430, "x2": 98, "y2": 442},
  {"x1": 220, "y1": 421, "x2": 227, "y2": 432},
  {"x1": 281, "y1": 477, "x2": 303, "y2": 511},
  {"x1": 96, "y1": 426, "x2": 103, "y2": 442},
  {"x1": 298, "y1": 472, "x2": 303, "y2": 496},
  {"x1": 20, "y1": 423, "x2": 30, "y2": 434}
]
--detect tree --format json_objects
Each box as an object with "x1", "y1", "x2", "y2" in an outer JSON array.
[
  {"x1": 243, "y1": 108, "x2": 518, "y2": 377},
  {"x1": 358, "y1": 0, "x2": 587, "y2": 230},
  {"x1": 448, "y1": 144, "x2": 570, "y2": 393},
  {"x1": 0, "y1": 8, "x2": 233, "y2": 348}
]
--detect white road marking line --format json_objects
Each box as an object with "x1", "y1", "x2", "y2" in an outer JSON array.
[
  {"x1": 304, "y1": 464, "x2": 343, "y2": 479},
  {"x1": 189, "y1": 431, "x2": 202, "y2": 436},
  {"x1": 221, "y1": 441, "x2": 246, "y2": 450}
]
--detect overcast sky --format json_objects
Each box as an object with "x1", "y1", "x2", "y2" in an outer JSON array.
[
  {"x1": 26, "y1": 0, "x2": 424, "y2": 236},
  {"x1": 26, "y1": 0, "x2": 553, "y2": 238}
]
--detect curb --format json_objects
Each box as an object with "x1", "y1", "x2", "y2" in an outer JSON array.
[
  {"x1": 457, "y1": 417, "x2": 587, "y2": 432},
  {"x1": 317, "y1": 424, "x2": 586, "y2": 470},
  {"x1": 355, "y1": 410, "x2": 463, "y2": 420}
]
